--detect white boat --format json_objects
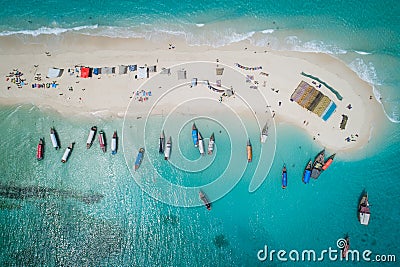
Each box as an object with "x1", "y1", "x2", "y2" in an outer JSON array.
[
  {"x1": 61, "y1": 143, "x2": 73, "y2": 163},
  {"x1": 207, "y1": 133, "x2": 215, "y2": 155},
  {"x1": 260, "y1": 123, "x2": 268, "y2": 143},
  {"x1": 164, "y1": 136, "x2": 172, "y2": 160},
  {"x1": 50, "y1": 127, "x2": 59, "y2": 150},
  {"x1": 198, "y1": 132, "x2": 205, "y2": 155},
  {"x1": 111, "y1": 131, "x2": 117, "y2": 155},
  {"x1": 86, "y1": 126, "x2": 97, "y2": 149}
]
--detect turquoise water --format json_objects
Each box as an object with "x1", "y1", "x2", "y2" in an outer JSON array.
[
  {"x1": 0, "y1": 104, "x2": 399, "y2": 266},
  {"x1": 1, "y1": 1, "x2": 400, "y2": 265}
]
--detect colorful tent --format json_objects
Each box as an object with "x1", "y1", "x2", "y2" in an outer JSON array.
[{"x1": 80, "y1": 67, "x2": 91, "y2": 78}]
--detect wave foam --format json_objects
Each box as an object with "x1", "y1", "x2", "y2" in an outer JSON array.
[{"x1": 0, "y1": 25, "x2": 99, "y2": 37}]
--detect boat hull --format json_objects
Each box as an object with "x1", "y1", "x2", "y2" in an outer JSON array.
[
  {"x1": 98, "y1": 131, "x2": 106, "y2": 153},
  {"x1": 134, "y1": 148, "x2": 145, "y2": 170},
  {"x1": 282, "y1": 166, "x2": 287, "y2": 189},
  {"x1": 50, "y1": 128, "x2": 59, "y2": 149},
  {"x1": 86, "y1": 126, "x2": 97, "y2": 149},
  {"x1": 61, "y1": 145, "x2": 72, "y2": 163},
  {"x1": 36, "y1": 139, "x2": 44, "y2": 160}
]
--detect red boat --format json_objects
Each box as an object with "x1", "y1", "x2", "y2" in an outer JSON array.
[
  {"x1": 341, "y1": 236, "x2": 350, "y2": 259},
  {"x1": 98, "y1": 130, "x2": 106, "y2": 153},
  {"x1": 36, "y1": 138, "x2": 44, "y2": 160},
  {"x1": 322, "y1": 153, "x2": 335, "y2": 170}
]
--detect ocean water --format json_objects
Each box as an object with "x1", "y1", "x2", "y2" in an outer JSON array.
[{"x1": 1, "y1": 1, "x2": 400, "y2": 266}]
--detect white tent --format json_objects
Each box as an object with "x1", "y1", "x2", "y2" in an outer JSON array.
[
  {"x1": 177, "y1": 70, "x2": 187, "y2": 80},
  {"x1": 118, "y1": 65, "x2": 127, "y2": 75},
  {"x1": 101, "y1": 67, "x2": 115, "y2": 75},
  {"x1": 160, "y1": 68, "x2": 170, "y2": 75},
  {"x1": 47, "y1": 67, "x2": 63, "y2": 78},
  {"x1": 138, "y1": 67, "x2": 149, "y2": 79}
]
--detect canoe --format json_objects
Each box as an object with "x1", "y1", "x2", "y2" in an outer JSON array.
[
  {"x1": 192, "y1": 123, "x2": 198, "y2": 147},
  {"x1": 86, "y1": 126, "x2": 97, "y2": 149},
  {"x1": 322, "y1": 153, "x2": 335, "y2": 170},
  {"x1": 134, "y1": 148, "x2": 145, "y2": 170},
  {"x1": 36, "y1": 138, "x2": 44, "y2": 160},
  {"x1": 260, "y1": 123, "x2": 268, "y2": 143},
  {"x1": 50, "y1": 127, "x2": 59, "y2": 150},
  {"x1": 247, "y1": 139, "x2": 252, "y2": 162},
  {"x1": 198, "y1": 132, "x2": 205, "y2": 155},
  {"x1": 111, "y1": 131, "x2": 117, "y2": 154},
  {"x1": 159, "y1": 130, "x2": 165, "y2": 154},
  {"x1": 199, "y1": 190, "x2": 211, "y2": 210},
  {"x1": 164, "y1": 136, "x2": 172, "y2": 160},
  {"x1": 98, "y1": 130, "x2": 106, "y2": 153},
  {"x1": 61, "y1": 143, "x2": 73, "y2": 163},
  {"x1": 282, "y1": 164, "x2": 287, "y2": 189},
  {"x1": 303, "y1": 160, "x2": 312, "y2": 184},
  {"x1": 208, "y1": 133, "x2": 215, "y2": 155}
]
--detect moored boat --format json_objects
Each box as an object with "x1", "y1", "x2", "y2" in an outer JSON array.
[
  {"x1": 358, "y1": 192, "x2": 370, "y2": 225},
  {"x1": 111, "y1": 131, "x2": 117, "y2": 154},
  {"x1": 282, "y1": 164, "x2": 287, "y2": 189},
  {"x1": 260, "y1": 123, "x2": 268, "y2": 143},
  {"x1": 192, "y1": 123, "x2": 199, "y2": 147},
  {"x1": 50, "y1": 127, "x2": 59, "y2": 150},
  {"x1": 36, "y1": 138, "x2": 44, "y2": 160},
  {"x1": 159, "y1": 130, "x2": 165, "y2": 154},
  {"x1": 341, "y1": 236, "x2": 350, "y2": 259},
  {"x1": 208, "y1": 133, "x2": 215, "y2": 155},
  {"x1": 199, "y1": 190, "x2": 211, "y2": 210},
  {"x1": 311, "y1": 149, "x2": 325, "y2": 179},
  {"x1": 61, "y1": 143, "x2": 73, "y2": 163},
  {"x1": 164, "y1": 136, "x2": 172, "y2": 160},
  {"x1": 86, "y1": 126, "x2": 97, "y2": 149},
  {"x1": 322, "y1": 153, "x2": 335, "y2": 170},
  {"x1": 134, "y1": 148, "x2": 145, "y2": 170},
  {"x1": 247, "y1": 139, "x2": 252, "y2": 162},
  {"x1": 98, "y1": 130, "x2": 106, "y2": 153},
  {"x1": 198, "y1": 132, "x2": 205, "y2": 155},
  {"x1": 303, "y1": 160, "x2": 312, "y2": 184}
]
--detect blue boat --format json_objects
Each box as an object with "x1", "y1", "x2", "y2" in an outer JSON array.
[
  {"x1": 282, "y1": 164, "x2": 287, "y2": 189},
  {"x1": 303, "y1": 160, "x2": 312, "y2": 184},
  {"x1": 192, "y1": 123, "x2": 198, "y2": 147},
  {"x1": 134, "y1": 148, "x2": 145, "y2": 170}
]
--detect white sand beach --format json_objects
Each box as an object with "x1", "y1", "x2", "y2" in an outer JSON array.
[{"x1": 0, "y1": 34, "x2": 385, "y2": 152}]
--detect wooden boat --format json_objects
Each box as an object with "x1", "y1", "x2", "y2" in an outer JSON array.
[
  {"x1": 98, "y1": 130, "x2": 106, "y2": 153},
  {"x1": 260, "y1": 123, "x2": 268, "y2": 143},
  {"x1": 341, "y1": 236, "x2": 350, "y2": 259},
  {"x1": 61, "y1": 143, "x2": 73, "y2": 163},
  {"x1": 303, "y1": 160, "x2": 312, "y2": 184},
  {"x1": 164, "y1": 136, "x2": 172, "y2": 160},
  {"x1": 358, "y1": 193, "x2": 370, "y2": 225},
  {"x1": 111, "y1": 131, "x2": 117, "y2": 155},
  {"x1": 134, "y1": 148, "x2": 145, "y2": 170},
  {"x1": 311, "y1": 149, "x2": 325, "y2": 179},
  {"x1": 86, "y1": 126, "x2": 97, "y2": 149},
  {"x1": 282, "y1": 164, "x2": 287, "y2": 189},
  {"x1": 50, "y1": 127, "x2": 59, "y2": 150},
  {"x1": 207, "y1": 133, "x2": 215, "y2": 155},
  {"x1": 322, "y1": 153, "x2": 335, "y2": 170},
  {"x1": 247, "y1": 139, "x2": 252, "y2": 162},
  {"x1": 198, "y1": 132, "x2": 205, "y2": 155},
  {"x1": 199, "y1": 190, "x2": 211, "y2": 210},
  {"x1": 159, "y1": 130, "x2": 165, "y2": 154},
  {"x1": 36, "y1": 138, "x2": 44, "y2": 160},
  {"x1": 192, "y1": 123, "x2": 199, "y2": 147}
]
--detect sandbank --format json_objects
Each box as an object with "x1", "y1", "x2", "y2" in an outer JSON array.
[{"x1": 0, "y1": 34, "x2": 385, "y2": 152}]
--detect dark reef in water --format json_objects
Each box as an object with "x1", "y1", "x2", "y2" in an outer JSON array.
[
  {"x1": 213, "y1": 234, "x2": 229, "y2": 248},
  {"x1": 0, "y1": 184, "x2": 103, "y2": 204}
]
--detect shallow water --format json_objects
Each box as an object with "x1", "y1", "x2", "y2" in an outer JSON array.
[{"x1": 0, "y1": 104, "x2": 398, "y2": 266}]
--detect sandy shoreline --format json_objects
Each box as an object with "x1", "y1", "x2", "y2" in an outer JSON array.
[{"x1": 0, "y1": 34, "x2": 386, "y2": 152}]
